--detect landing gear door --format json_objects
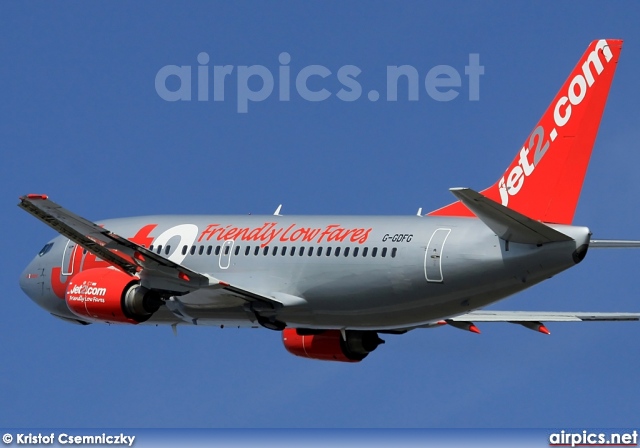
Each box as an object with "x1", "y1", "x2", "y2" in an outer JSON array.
[
  {"x1": 219, "y1": 239, "x2": 234, "y2": 270},
  {"x1": 424, "y1": 228, "x2": 451, "y2": 283}
]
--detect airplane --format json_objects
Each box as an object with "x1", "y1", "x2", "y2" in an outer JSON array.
[{"x1": 18, "y1": 38, "x2": 640, "y2": 362}]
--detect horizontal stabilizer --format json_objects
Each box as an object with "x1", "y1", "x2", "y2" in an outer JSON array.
[
  {"x1": 449, "y1": 188, "x2": 573, "y2": 245},
  {"x1": 590, "y1": 239, "x2": 640, "y2": 248}
]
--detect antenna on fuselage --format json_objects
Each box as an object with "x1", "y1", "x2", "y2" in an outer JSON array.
[
  {"x1": 274, "y1": 204, "x2": 283, "y2": 216},
  {"x1": 416, "y1": 207, "x2": 423, "y2": 217}
]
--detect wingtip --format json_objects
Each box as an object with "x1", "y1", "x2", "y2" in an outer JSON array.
[{"x1": 21, "y1": 194, "x2": 49, "y2": 201}]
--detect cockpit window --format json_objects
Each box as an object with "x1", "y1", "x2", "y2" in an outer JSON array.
[{"x1": 38, "y1": 242, "x2": 54, "y2": 257}]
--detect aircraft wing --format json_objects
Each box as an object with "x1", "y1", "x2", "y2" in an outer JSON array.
[
  {"x1": 450, "y1": 310, "x2": 640, "y2": 322},
  {"x1": 18, "y1": 194, "x2": 282, "y2": 308},
  {"x1": 410, "y1": 310, "x2": 640, "y2": 335}
]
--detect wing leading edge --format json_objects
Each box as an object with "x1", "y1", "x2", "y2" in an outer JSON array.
[
  {"x1": 448, "y1": 188, "x2": 573, "y2": 245},
  {"x1": 18, "y1": 194, "x2": 284, "y2": 311}
]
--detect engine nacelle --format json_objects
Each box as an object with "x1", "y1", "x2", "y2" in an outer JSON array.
[
  {"x1": 282, "y1": 328, "x2": 384, "y2": 362},
  {"x1": 66, "y1": 268, "x2": 162, "y2": 324}
]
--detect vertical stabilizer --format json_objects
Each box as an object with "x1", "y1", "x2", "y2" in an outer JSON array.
[{"x1": 429, "y1": 39, "x2": 623, "y2": 224}]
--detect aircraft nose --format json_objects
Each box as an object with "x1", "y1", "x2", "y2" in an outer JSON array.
[{"x1": 19, "y1": 258, "x2": 41, "y2": 300}]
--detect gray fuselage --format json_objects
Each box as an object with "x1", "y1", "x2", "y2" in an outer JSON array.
[{"x1": 20, "y1": 215, "x2": 590, "y2": 330}]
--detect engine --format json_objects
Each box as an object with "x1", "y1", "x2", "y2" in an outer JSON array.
[
  {"x1": 282, "y1": 328, "x2": 384, "y2": 362},
  {"x1": 65, "y1": 267, "x2": 163, "y2": 324}
]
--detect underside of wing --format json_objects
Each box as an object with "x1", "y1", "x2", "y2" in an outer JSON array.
[
  {"x1": 18, "y1": 195, "x2": 285, "y2": 316},
  {"x1": 407, "y1": 310, "x2": 640, "y2": 336},
  {"x1": 433, "y1": 310, "x2": 640, "y2": 335},
  {"x1": 451, "y1": 310, "x2": 640, "y2": 322}
]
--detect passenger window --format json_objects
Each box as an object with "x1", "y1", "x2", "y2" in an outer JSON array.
[
  {"x1": 299, "y1": 247, "x2": 305, "y2": 256},
  {"x1": 190, "y1": 246, "x2": 196, "y2": 255},
  {"x1": 245, "y1": 246, "x2": 250, "y2": 256},
  {"x1": 308, "y1": 247, "x2": 314, "y2": 256},
  {"x1": 344, "y1": 247, "x2": 350, "y2": 257},
  {"x1": 215, "y1": 246, "x2": 221, "y2": 256},
  {"x1": 254, "y1": 246, "x2": 260, "y2": 256},
  {"x1": 326, "y1": 247, "x2": 332, "y2": 256},
  {"x1": 317, "y1": 247, "x2": 323, "y2": 256},
  {"x1": 157, "y1": 245, "x2": 162, "y2": 254},
  {"x1": 198, "y1": 246, "x2": 204, "y2": 255},
  {"x1": 335, "y1": 247, "x2": 341, "y2": 257},
  {"x1": 290, "y1": 247, "x2": 296, "y2": 256},
  {"x1": 149, "y1": 245, "x2": 154, "y2": 252},
  {"x1": 281, "y1": 247, "x2": 287, "y2": 256},
  {"x1": 235, "y1": 246, "x2": 240, "y2": 256},
  {"x1": 372, "y1": 247, "x2": 378, "y2": 257},
  {"x1": 381, "y1": 248, "x2": 387, "y2": 257},
  {"x1": 182, "y1": 245, "x2": 187, "y2": 255},
  {"x1": 391, "y1": 247, "x2": 397, "y2": 258},
  {"x1": 263, "y1": 247, "x2": 269, "y2": 256},
  {"x1": 272, "y1": 246, "x2": 278, "y2": 256},
  {"x1": 206, "y1": 246, "x2": 212, "y2": 255},
  {"x1": 165, "y1": 245, "x2": 171, "y2": 255},
  {"x1": 353, "y1": 247, "x2": 359, "y2": 257},
  {"x1": 362, "y1": 247, "x2": 368, "y2": 257}
]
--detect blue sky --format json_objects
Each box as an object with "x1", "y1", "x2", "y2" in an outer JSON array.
[{"x1": 2, "y1": 1, "x2": 640, "y2": 428}]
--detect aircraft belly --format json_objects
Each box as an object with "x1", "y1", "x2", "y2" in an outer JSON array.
[{"x1": 144, "y1": 306, "x2": 257, "y2": 327}]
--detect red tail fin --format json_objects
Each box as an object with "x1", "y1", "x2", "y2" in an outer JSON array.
[{"x1": 429, "y1": 39, "x2": 623, "y2": 224}]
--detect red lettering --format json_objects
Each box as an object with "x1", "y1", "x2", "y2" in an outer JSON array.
[
  {"x1": 222, "y1": 227, "x2": 239, "y2": 240},
  {"x1": 327, "y1": 227, "x2": 346, "y2": 242},
  {"x1": 259, "y1": 223, "x2": 277, "y2": 242},
  {"x1": 357, "y1": 228, "x2": 372, "y2": 243},
  {"x1": 261, "y1": 226, "x2": 283, "y2": 247},
  {"x1": 350, "y1": 229, "x2": 364, "y2": 242},
  {"x1": 197, "y1": 222, "x2": 372, "y2": 247},
  {"x1": 235, "y1": 227, "x2": 251, "y2": 241},
  {"x1": 290, "y1": 227, "x2": 307, "y2": 242},
  {"x1": 318, "y1": 225, "x2": 340, "y2": 243},
  {"x1": 302, "y1": 228, "x2": 321, "y2": 242},
  {"x1": 338, "y1": 228, "x2": 355, "y2": 242},
  {"x1": 215, "y1": 225, "x2": 232, "y2": 241},
  {"x1": 279, "y1": 224, "x2": 297, "y2": 242},
  {"x1": 198, "y1": 224, "x2": 219, "y2": 242}
]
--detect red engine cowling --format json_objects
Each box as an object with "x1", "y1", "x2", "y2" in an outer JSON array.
[
  {"x1": 282, "y1": 328, "x2": 384, "y2": 362},
  {"x1": 65, "y1": 267, "x2": 159, "y2": 324}
]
